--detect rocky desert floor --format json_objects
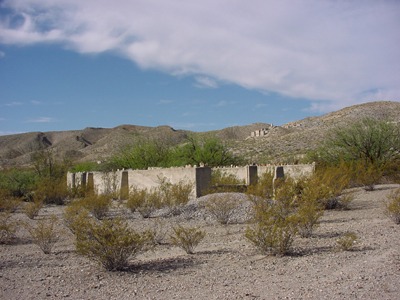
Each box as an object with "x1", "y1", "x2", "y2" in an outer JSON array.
[{"x1": 1, "y1": 185, "x2": 400, "y2": 300}]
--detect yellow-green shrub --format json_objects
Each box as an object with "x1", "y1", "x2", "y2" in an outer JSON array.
[
  {"x1": 384, "y1": 188, "x2": 400, "y2": 224},
  {"x1": 81, "y1": 194, "x2": 111, "y2": 220},
  {"x1": 204, "y1": 194, "x2": 241, "y2": 225},
  {"x1": 75, "y1": 217, "x2": 154, "y2": 271},
  {"x1": 170, "y1": 225, "x2": 205, "y2": 254},
  {"x1": 26, "y1": 215, "x2": 60, "y2": 254},
  {"x1": 24, "y1": 200, "x2": 43, "y2": 220},
  {"x1": 336, "y1": 232, "x2": 359, "y2": 251},
  {"x1": 0, "y1": 212, "x2": 18, "y2": 244}
]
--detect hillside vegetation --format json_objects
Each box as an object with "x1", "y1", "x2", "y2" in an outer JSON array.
[{"x1": 1, "y1": 101, "x2": 399, "y2": 168}]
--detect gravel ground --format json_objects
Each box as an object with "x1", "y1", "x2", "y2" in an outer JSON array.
[{"x1": 1, "y1": 185, "x2": 400, "y2": 300}]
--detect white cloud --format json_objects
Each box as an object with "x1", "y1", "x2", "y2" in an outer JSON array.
[
  {"x1": 194, "y1": 76, "x2": 218, "y2": 89},
  {"x1": 26, "y1": 117, "x2": 54, "y2": 123},
  {"x1": 1, "y1": 0, "x2": 399, "y2": 112},
  {"x1": 4, "y1": 101, "x2": 22, "y2": 107}
]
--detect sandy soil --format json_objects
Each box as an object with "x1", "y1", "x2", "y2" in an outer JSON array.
[{"x1": 1, "y1": 185, "x2": 400, "y2": 300}]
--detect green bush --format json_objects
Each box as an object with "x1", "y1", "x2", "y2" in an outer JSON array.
[
  {"x1": 0, "y1": 169, "x2": 38, "y2": 199},
  {"x1": 75, "y1": 217, "x2": 154, "y2": 271},
  {"x1": 170, "y1": 225, "x2": 206, "y2": 254},
  {"x1": 384, "y1": 188, "x2": 400, "y2": 224},
  {"x1": 26, "y1": 215, "x2": 60, "y2": 254}
]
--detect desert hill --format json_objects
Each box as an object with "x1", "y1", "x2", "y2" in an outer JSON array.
[{"x1": 0, "y1": 101, "x2": 399, "y2": 168}]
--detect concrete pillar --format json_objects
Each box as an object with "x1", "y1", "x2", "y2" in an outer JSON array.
[
  {"x1": 195, "y1": 167, "x2": 212, "y2": 197},
  {"x1": 120, "y1": 171, "x2": 129, "y2": 199}
]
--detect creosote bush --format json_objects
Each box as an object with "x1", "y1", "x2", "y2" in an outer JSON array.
[
  {"x1": 81, "y1": 193, "x2": 112, "y2": 220},
  {"x1": 245, "y1": 179, "x2": 299, "y2": 256},
  {"x1": 0, "y1": 190, "x2": 22, "y2": 213},
  {"x1": 204, "y1": 194, "x2": 241, "y2": 225},
  {"x1": 170, "y1": 225, "x2": 206, "y2": 254},
  {"x1": 24, "y1": 200, "x2": 43, "y2": 220},
  {"x1": 26, "y1": 215, "x2": 60, "y2": 254},
  {"x1": 126, "y1": 187, "x2": 147, "y2": 213},
  {"x1": 75, "y1": 217, "x2": 154, "y2": 271},
  {"x1": 158, "y1": 178, "x2": 193, "y2": 216},
  {"x1": 63, "y1": 201, "x2": 90, "y2": 234},
  {"x1": 384, "y1": 188, "x2": 400, "y2": 224},
  {"x1": 136, "y1": 189, "x2": 162, "y2": 218},
  {"x1": 336, "y1": 232, "x2": 359, "y2": 251},
  {"x1": 0, "y1": 212, "x2": 18, "y2": 244}
]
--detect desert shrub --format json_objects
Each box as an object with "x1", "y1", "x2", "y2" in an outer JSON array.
[
  {"x1": 313, "y1": 118, "x2": 400, "y2": 168},
  {"x1": 26, "y1": 215, "x2": 60, "y2": 254},
  {"x1": 35, "y1": 177, "x2": 69, "y2": 205},
  {"x1": 170, "y1": 225, "x2": 206, "y2": 254},
  {"x1": 246, "y1": 171, "x2": 274, "y2": 201},
  {"x1": 0, "y1": 212, "x2": 18, "y2": 244},
  {"x1": 136, "y1": 189, "x2": 163, "y2": 218},
  {"x1": 150, "y1": 218, "x2": 168, "y2": 245},
  {"x1": 337, "y1": 191, "x2": 355, "y2": 210},
  {"x1": 0, "y1": 190, "x2": 22, "y2": 213},
  {"x1": 204, "y1": 194, "x2": 241, "y2": 225},
  {"x1": 384, "y1": 188, "x2": 400, "y2": 224},
  {"x1": 245, "y1": 179, "x2": 299, "y2": 255},
  {"x1": 294, "y1": 179, "x2": 325, "y2": 238},
  {"x1": 126, "y1": 187, "x2": 147, "y2": 213},
  {"x1": 75, "y1": 217, "x2": 154, "y2": 271},
  {"x1": 81, "y1": 194, "x2": 111, "y2": 220},
  {"x1": 158, "y1": 178, "x2": 193, "y2": 215},
  {"x1": 0, "y1": 169, "x2": 38, "y2": 199},
  {"x1": 306, "y1": 164, "x2": 350, "y2": 209},
  {"x1": 63, "y1": 201, "x2": 90, "y2": 233},
  {"x1": 352, "y1": 161, "x2": 383, "y2": 191},
  {"x1": 336, "y1": 232, "x2": 359, "y2": 251},
  {"x1": 24, "y1": 200, "x2": 43, "y2": 219}
]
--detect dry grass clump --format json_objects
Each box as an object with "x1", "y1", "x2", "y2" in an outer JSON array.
[
  {"x1": 26, "y1": 215, "x2": 60, "y2": 254},
  {"x1": 336, "y1": 232, "x2": 359, "y2": 251},
  {"x1": 384, "y1": 188, "x2": 400, "y2": 224},
  {"x1": 170, "y1": 225, "x2": 206, "y2": 254}
]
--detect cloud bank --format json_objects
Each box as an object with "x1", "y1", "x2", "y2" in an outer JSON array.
[{"x1": 1, "y1": 0, "x2": 399, "y2": 112}]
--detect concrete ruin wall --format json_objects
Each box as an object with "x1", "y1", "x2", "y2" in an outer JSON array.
[{"x1": 67, "y1": 164, "x2": 314, "y2": 199}]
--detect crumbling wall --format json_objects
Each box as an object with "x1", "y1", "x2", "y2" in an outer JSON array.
[{"x1": 67, "y1": 164, "x2": 314, "y2": 198}]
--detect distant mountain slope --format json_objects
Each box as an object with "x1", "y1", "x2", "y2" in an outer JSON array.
[{"x1": 0, "y1": 101, "x2": 399, "y2": 168}]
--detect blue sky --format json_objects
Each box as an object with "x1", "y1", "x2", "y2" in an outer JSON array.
[{"x1": 0, "y1": 1, "x2": 399, "y2": 135}]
